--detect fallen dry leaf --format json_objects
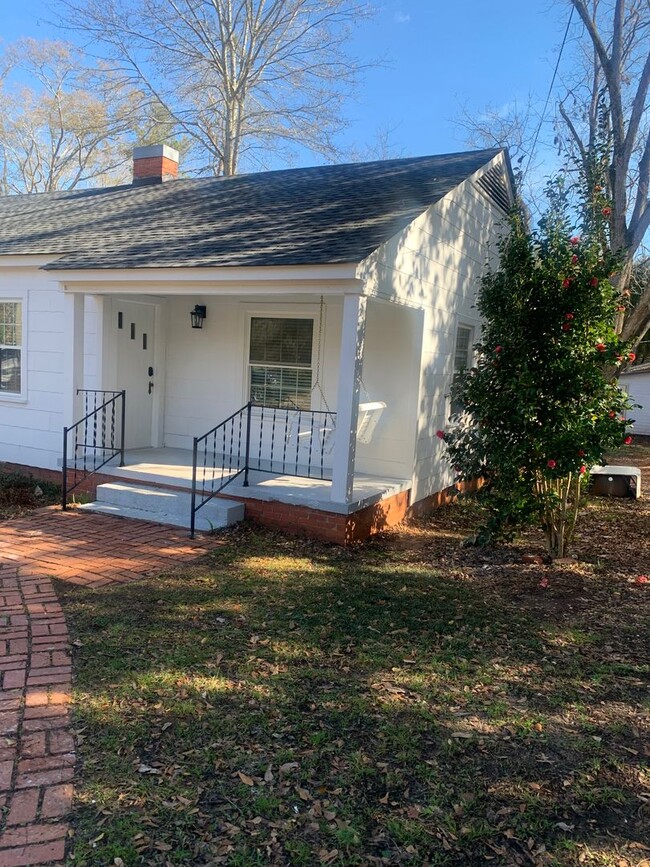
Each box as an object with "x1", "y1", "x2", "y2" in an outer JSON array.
[{"x1": 237, "y1": 771, "x2": 255, "y2": 786}]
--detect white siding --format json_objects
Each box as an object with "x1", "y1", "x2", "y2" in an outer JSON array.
[
  {"x1": 161, "y1": 296, "x2": 343, "y2": 449},
  {"x1": 354, "y1": 301, "x2": 423, "y2": 480},
  {"x1": 0, "y1": 267, "x2": 64, "y2": 470},
  {"x1": 620, "y1": 372, "x2": 650, "y2": 435},
  {"x1": 357, "y1": 154, "x2": 508, "y2": 503},
  {"x1": 0, "y1": 266, "x2": 99, "y2": 471},
  {"x1": 99, "y1": 293, "x2": 420, "y2": 482}
]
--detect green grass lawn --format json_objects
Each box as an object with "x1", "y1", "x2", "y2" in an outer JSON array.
[{"x1": 57, "y1": 494, "x2": 649, "y2": 866}]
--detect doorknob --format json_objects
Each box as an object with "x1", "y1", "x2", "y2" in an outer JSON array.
[{"x1": 148, "y1": 382, "x2": 154, "y2": 395}]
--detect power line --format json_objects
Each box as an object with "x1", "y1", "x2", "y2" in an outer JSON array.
[{"x1": 524, "y1": 4, "x2": 575, "y2": 180}]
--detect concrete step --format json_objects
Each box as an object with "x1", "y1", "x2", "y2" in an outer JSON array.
[{"x1": 78, "y1": 482, "x2": 244, "y2": 531}]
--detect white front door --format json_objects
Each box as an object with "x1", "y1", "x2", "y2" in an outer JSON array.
[{"x1": 115, "y1": 300, "x2": 156, "y2": 448}]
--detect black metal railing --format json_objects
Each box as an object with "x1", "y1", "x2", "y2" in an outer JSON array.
[
  {"x1": 190, "y1": 402, "x2": 336, "y2": 537},
  {"x1": 62, "y1": 389, "x2": 126, "y2": 509},
  {"x1": 190, "y1": 404, "x2": 250, "y2": 537}
]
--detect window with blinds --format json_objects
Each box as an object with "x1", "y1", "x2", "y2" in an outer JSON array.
[
  {"x1": 450, "y1": 324, "x2": 473, "y2": 417},
  {"x1": 0, "y1": 301, "x2": 23, "y2": 395},
  {"x1": 249, "y1": 317, "x2": 314, "y2": 409}
]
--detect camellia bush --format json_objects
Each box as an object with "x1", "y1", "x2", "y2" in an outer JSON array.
[{"x1": 440, "y1": 180, "x2": 635, "y2": 558}]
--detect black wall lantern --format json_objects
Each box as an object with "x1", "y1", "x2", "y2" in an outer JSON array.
[{"x1": 190, "y1": 304, "x2": 207, "y2": 329}]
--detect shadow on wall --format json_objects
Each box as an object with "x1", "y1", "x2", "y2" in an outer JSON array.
[
  {"x1": 355, "y1": 164, "x2": 509, "y2": 505},
  {"x1": 344, "y1": 479, "x2": 483, "y2": 544}
]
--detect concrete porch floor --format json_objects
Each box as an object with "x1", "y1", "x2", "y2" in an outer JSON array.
[{"x1": 104, "y1": 447, "x2": 410, "y2": 515}]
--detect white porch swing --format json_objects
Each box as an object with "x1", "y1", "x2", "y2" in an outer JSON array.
[{"x1": 288, "y1": 297, "x2": 387, "y2": 453}]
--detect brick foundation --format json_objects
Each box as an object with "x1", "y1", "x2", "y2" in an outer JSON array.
[
  {"x1": 406, "y1": 477, "x2": 483, "y2": 518},
  {"x1": 2, "y1": 461, "x2": 481, "y2": 545},
  {"x1": 222, "y1": 489, "x2": 412, "y2": 545},
  {"x1": 224, "y1": 479, "x2": 480, "y2": 545}
]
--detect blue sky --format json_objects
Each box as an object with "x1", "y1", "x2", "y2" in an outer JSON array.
[{"x1": 3, "y1": 0, "x2": 569, "y2": 162}]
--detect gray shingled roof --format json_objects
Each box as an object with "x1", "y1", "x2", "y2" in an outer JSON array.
[{"x1": 0, "y1": 149, "x2": 501, "y2": 270}]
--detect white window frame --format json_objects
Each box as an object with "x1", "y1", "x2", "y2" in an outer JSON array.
[
  {"x1": 244, "y1": 310, "x2": 319, "y2": 411},
  {"x1": 0, "y1": 294, "x2": 27, "y2": 403}
]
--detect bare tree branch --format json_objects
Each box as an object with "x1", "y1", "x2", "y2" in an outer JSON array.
[
  {"x1": 0, "y1": 38, "x2": 157, "y2": 193},
  {"x1": 56, "y1": 0, "x2": 373, "y2": 176}
]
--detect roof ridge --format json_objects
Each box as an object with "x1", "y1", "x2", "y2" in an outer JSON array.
[{"x1": 0, "y1": 148, "x2": 503, "y2": 203}]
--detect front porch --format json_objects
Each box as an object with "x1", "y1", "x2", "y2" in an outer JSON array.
[
  {"x1": 76, "y1": 444, "x2": 411, "y2": 542},
  {"x1": 59, "y1": 277, "x2": 424, "y2": 540},
  {"x1": 104, "y1": 446, "x2": 410, "y2": 514}
]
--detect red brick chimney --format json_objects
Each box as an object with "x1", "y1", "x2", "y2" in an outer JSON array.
[{"x1": 132, "y1": 144, "x2": 179, "y2": 185}]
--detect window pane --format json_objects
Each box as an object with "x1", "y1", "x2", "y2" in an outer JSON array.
[
  {"x1": 454, "y1": 326, "x2": 473, "y2": 372},
  {"x1": 0, "y1": 348, "x2": 21, "y2": 393},
  {"x1": 450, "y1": 326, "x2": 473, "y2": 417},
  {"x1": 0, "y1": 302, "x2": 22, "y2": 346},
  {"x1": 249, "y1": 317, "x2": 313, "y2": 365},
  {"x1": 249, "y1": 318, "x2": 313, "y2": 409},
  {"x1": 249, "y1": 365, "x2": 312, "y2": 410}
]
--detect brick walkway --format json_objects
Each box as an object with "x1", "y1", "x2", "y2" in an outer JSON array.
[{"x1": 0, "y1": 508, "x2": 221, "y2": 866}]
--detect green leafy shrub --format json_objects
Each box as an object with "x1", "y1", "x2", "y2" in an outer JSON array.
[{"x1": 440, "y1": 181, "x2": 635, "y2": 557}]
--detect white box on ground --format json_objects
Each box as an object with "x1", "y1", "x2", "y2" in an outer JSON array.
[{"x1": 590, "y1": 465, "x2": 641, "y2": 498}]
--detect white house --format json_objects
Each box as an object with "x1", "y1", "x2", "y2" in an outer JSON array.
[
  {"x1": 620, "y1": 362, "x2": 650, "y2": 435},
  {"x1": 0, "y1": 145, "x2": 512, "y2": 542}
]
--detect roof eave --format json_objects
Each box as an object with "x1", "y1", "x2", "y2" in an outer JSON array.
[{"x1": 49, "y1": 261, "x2": 364, "y2": 295}]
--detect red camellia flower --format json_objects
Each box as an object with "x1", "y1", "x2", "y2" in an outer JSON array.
[
  {"x1": 571, "y1": 255, "x2": 579, "y2": 264},
  {"x1": 577, "y1": 449, "x2": 586, "y2": 457},
  {"x1": 562, "y1": 278, "x2": 571, "y2": 288},
  {"x1": 570, "y1": 236, "x2": 580, "y2": 245},
  {"x1": 602, "y1": 206, "x2": 611, "y2": 216},
  {"x1": 495, "y1": 345, "x2": 503, "y2": 353},
  {"x1": 562, "y1": 323, "x2": 571, "y2": 332},
  {"x1": 579, "y1": 465, "x2": 587, "y2": 474},
  {"x1": 590, "y1": 277, "x2": 599, "y2": 287},
  {"x1": 596, "y1": 343, "x2": 606, "y2": 352},
  {"x1": 629, "y1": 352, "x2": 636, "y2": 362},
  {"x1": 436, "y1": 430, "x2": 445, "y2": 440},
  {"x1": 547, "y1": 459, "x2": 557, "y2": 469},
  {"x1": 636, "y1": 575, "x2": 649, "y2": 584},
  {"x1": 565, "y1": 312, "x2": 574, "y2": 320},
  {"x1": 608, "y1": 411, "x2": 616, "y2": 418},
  {"x1": 624, "y1": 435, "x2": 633, "y2": 445}
]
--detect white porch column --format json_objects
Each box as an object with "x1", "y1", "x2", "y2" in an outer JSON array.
[
  {"x1": 91, "y1": 295, "x2": 105, "y2": 390},
  {"x1": 62, "y1": 292, "x2": 85, "y2": 432},
  {"x1": 331, "y1": 293, "x2": 367, "y2": 503}
]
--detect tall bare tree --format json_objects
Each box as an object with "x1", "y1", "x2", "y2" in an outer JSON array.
[
  {"x1": 456, "y1": 0, "x2": 650, "y2": 353},
  {"x1": 560, "y1": 0, "x2": 650, "y2": 347},
  {"x1": 0, "y1": 39, "x2": 149, "y2": 194},
  {"x1": 56, "y1": 0, "x2": 371, "y2": 177}
]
